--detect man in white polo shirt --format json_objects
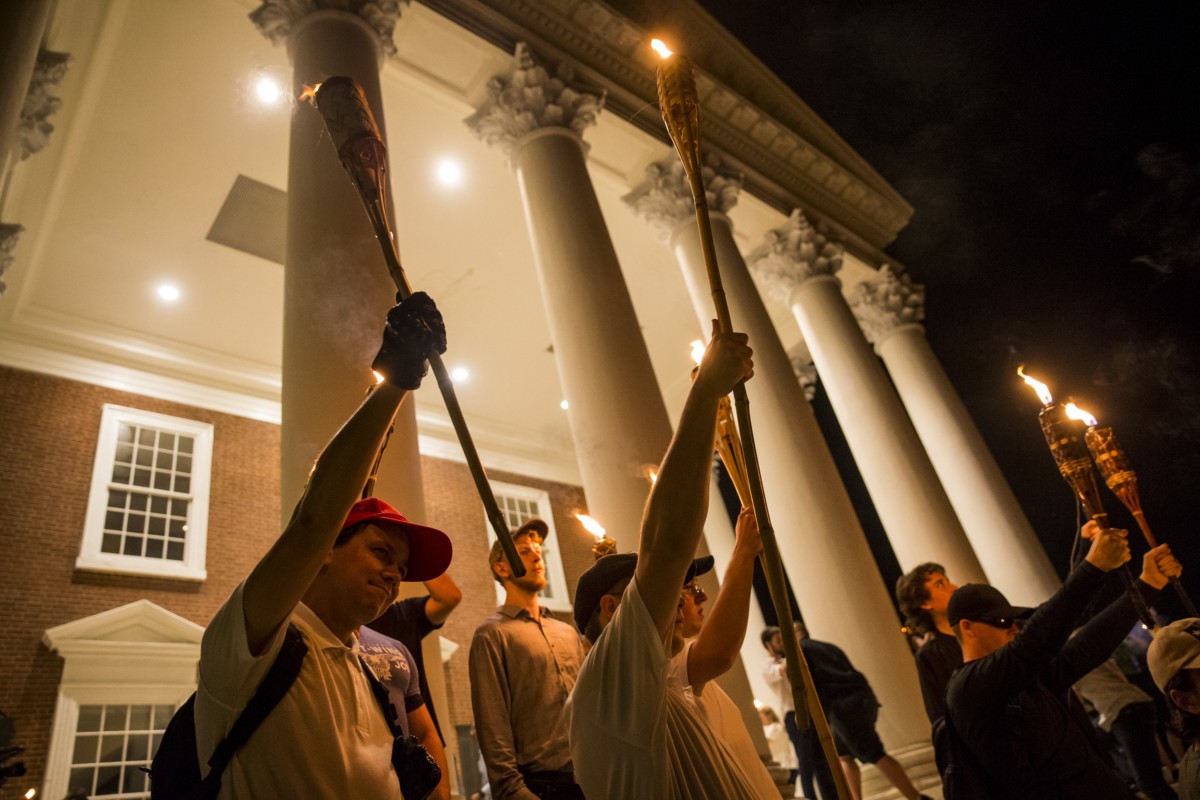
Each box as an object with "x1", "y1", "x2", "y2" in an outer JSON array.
[
  {"x1": 193, "y1": 293, "x2": 452, "y2": 799},
  {"x1": 566, "y1": 326, "x2": 765, "y2": 799}
]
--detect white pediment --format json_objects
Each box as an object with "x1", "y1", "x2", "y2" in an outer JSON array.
[{"x1": 43, "y1": 599, "x2": 204, "y2": 652}]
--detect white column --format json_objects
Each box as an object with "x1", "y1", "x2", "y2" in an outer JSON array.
[
  {"x1": 253, "y1": 2, "x2": 425, "y2": 521},
  {"x1": 852, "y1": 267, "x2": 1060, "y2": 603},
  {"x1": 749, "y1": 211, "x2": 986, "y2": 585},
  {"x1": 0, "y1": 0, "x2": 53, "y2": 174},
  {"x1": 465, "y1": 44, "x2": 672, "y2": 549},
  {"x1": 625, "y1": 159, "x2": 928, "y2": 747}
]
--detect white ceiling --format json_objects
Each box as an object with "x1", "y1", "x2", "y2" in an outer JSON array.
[{"x1": 0, "y1": 0, "x2": 884, "y2": 483}]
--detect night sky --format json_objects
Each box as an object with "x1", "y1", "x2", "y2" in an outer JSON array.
[{"x1": 696, "y1": 1, "x2": 1200, "y2": 613}]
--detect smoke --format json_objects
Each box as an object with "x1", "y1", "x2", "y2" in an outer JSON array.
[{"x1": 1110, "y1": 144, "x2": 1200, "y2": 277}]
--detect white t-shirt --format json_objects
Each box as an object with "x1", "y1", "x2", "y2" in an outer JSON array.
[
  {"x1": 566, "y1": 577, "x2": 761, "y2": 800},
  {"x1": 194, "y1": 583, "x2": 403, "y2": 799},
  {"x1": 669, "y1": 642, "x2": 782, "y2": 799}
]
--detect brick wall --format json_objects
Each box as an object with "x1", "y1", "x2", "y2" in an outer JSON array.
[
  {"x1": 0, "y1": 366, "x2": 594, "y2": 798},
  {"x1": 0, "y1": 366, "x2": 281, "y2": 798}
]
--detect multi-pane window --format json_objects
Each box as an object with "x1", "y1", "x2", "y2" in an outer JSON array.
[
  {"x1": 487, "y1": 482, "x2": 571, "y2": 612},
  {"x1": 79, "y1": 405, "x2": 213, "y2": 580},
  {"x1": 67, "y1": 703, "x2": 172, "y2": 799}
]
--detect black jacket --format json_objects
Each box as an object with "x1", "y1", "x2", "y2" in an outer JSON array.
[{"x1": 946, "y1": 562, "x2": 1158, "y2": 800}]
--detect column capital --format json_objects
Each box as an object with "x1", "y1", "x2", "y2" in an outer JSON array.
[
  {"x1": 746, "y1": 209, "x2": 844, "y2": 303},
  {"x1": 464, "y1": 43, "x2": 605, "y2": 156},
  {"x1": 850, "y1": 264, "x2": 926, "y2": 344},
  {"x1": 250, "y1": 0, "x2": 407, "y2": 56},
  {"x1": 17, "y1": 50, "x2": 70, "y2": 162},
  {"x1": 790, "y1": 354, "x2": 818, "y2": 402},
  {"x1": 622, "y1": 154, "x2": 741, "y2": 244},
  {"x1": 0, "y1": 223, "x2": 24, "y2": 295}
]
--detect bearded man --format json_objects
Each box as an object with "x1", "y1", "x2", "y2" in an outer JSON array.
[{"x1": 469, "y1": 520, "x2": 586, "y2": 799}]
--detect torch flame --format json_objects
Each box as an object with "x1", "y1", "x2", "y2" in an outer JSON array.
[
  {"x1": 1017, "y1": 366, "x2": 1054, "y2": 406},
  {"x1": 298, "y1": 82, "x2": 323, "y2": 106},
  {"x1": 690, "y1": 339, "x2": 706, "y2": 366},
  {"x1": 651, "y1": 38, "x2": 674, "y2": 59},
  {"x1": 639, "y1": 464, "x2": 659, "y2": 485},
  {"x1": 372, "y1": 370, "x2": 386, "y2": 385},
  {"x1": 576, "y1": 513, "x2": 607, "y2": 539},
  {"x1": 1064, "y1": 402, "x2": 1099, "y2": 427}
]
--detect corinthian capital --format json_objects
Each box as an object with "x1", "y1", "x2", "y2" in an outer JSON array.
[
  {"x1": 464, "y1": 43, "x2": 606, "y2": 155},
  {"x1": 746, "y1": 209, "x2": 844, "y2": 303},
  {"x1": 790, "y1": 354, "x2": 819, "y2": 402},
  {"x1": 18, "y1": 50, "x2": 71, "y2": 161},
  {"x1": 0, "y1": 223, "x2": 24, "y2": 295},
  {"x1": 850, "y1": 264, "x2": 925, "y2": 344},
  {"x1": 250, "y1": 0, "x2": 407, "y2": 55},
  {"x1": 622, "y1": 154, "x2": 742, "y2": 243}
]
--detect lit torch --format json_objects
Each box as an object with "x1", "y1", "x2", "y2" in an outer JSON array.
[
  {"x1": 654, "y1": 43, "x2": 843, "y2": 788},
  {"x1": 308, "y1": 77, "x2": 524, "y2": 576},
  {"x1": 577, "y1": 513, "x2": 617, "y2": 560},
  {"x1": 1018, "y1": 368, "x2": 1156, "y2": 626},
  {"x1": 1066, "y1": 402, "x2": 1196, "y2": 614}
]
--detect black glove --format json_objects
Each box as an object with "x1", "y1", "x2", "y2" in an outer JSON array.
[{"x1": 372, "y1": 292, "x2": 447, "y2": 389}]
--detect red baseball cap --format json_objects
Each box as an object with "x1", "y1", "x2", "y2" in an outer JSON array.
[{"x1": 342, "y1": 497, "x2": 452, "y2": 582}]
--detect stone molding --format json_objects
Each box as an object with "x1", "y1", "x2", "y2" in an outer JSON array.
[
  {"x1": 850, "y1": 264, "x2": 926, "y2": 344},
  {"x1": 250, "y1": 0, "x2": 408, "y2": 55},
  {"x1": 0, "y1": 223, "x2": 23, "y2": 295},
  {"x1": 790, "y1": 355, "x2": 818, "y2": 402},
  {"x1": 746, "y1": 209, "x2": 844, "y2": 304},
  {"x1": 464, "y1": 42, "x2": 606, "y2": 155},
  {"x1": 17, "y1": 50, "x2": 71, "y2": 162},
  {"x1": 622, "y1": 154, "x2": 742, "y2": 244},
  {"x1": 420, "y1": 0, "x2": 912, "y2": 252}
]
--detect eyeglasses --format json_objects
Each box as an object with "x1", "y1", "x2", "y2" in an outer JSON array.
[
  {"x1": 975, "y1": 615, "x2": 1020, "y2": 629},
  {"x1": 683, "y1": 584, "x2": 706, "y2": 601}
]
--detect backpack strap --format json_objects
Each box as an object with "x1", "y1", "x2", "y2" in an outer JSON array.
[{"x1": 198, "y1": 623, "x2": 308, "y2": 792}]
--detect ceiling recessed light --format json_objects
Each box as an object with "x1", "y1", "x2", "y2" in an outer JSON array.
[
  {"x1": 255, "y1": 76, "x2": 281, "y2": 105},
  {"x1": 560, "y1": 400, "x2": 569, "y2": 410},
  {"x1": 451, "y1": 367, "x2": 469, "y2": 382},
  {"x1": 157, "y1": 284, "x2": 181, "y2": 302},
  {"x1": 437, "y1": 159, "x2": 462, "y2": 186}
]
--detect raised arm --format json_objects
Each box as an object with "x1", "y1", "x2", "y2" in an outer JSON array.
[
  {"x1": 687, "y1": 507, "x2": 762, "y2": 690},
  {"x1": 242, "y1": 293, "x2": 446, "y2": 655},
  {"x1": 423, "y1": 572, "x2": 463, "y2": 626},
  {"x1": 636, "y1": 325, "x2": 753, "y2": 639}
]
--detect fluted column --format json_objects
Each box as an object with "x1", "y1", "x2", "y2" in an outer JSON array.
[
  {"x1": 626, "y1": 158, "x2": 928, "y2": 747},
  {"x1": 465, "y1": 44, "x2": 672, "y2": 548},
  {"x1": 852, "y1": 268, "x2": 1059, "y2": 603},
  {"x1": 748, "y1": 211, "x2": 986, "y2": 584}
]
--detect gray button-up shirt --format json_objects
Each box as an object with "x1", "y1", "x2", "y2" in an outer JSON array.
[{"x1": 469, "y1": 604, "x2": 584, "y2": 800}]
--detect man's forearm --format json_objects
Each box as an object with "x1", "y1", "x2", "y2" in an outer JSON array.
[
  {"x1": 1053, "y1": 579, "x2": 1162, "y2": 690},
  {"x1": 690, "y1": 546, "x2": 756, "y2": 687}
]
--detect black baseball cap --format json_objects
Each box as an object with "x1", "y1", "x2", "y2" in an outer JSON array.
[
  {"x1": 947, "y1": 584, "x2": 1034, "y2": 627},
  {"x1": 572, "y1": 552, "x2": 714, "y2": 633}
]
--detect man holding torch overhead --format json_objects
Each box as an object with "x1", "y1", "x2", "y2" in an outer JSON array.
[
  {"x1": 192, "y1": 294, "x2": 451, "y2": 799},
  {"x1": 566, "y1": 324, "x2": 764, "y2": 799},
  {"x1": 943, "y1": 521, "x2": 1181, "y2": 800}
]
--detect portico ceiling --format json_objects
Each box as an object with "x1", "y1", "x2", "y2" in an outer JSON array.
[{"x1": 0, "y1": 0, "x2": 906, "y2": 483}]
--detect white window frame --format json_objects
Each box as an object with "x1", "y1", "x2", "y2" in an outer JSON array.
[
  {"x1": 77, "y1": 404, "x2": 214, "y2": 581},
  {"x1": 485, "y1": 481, "x2": 572, "y2": 613},
  {"x1": 41, "y1": 601, "x2": 202, "y2": 800}
]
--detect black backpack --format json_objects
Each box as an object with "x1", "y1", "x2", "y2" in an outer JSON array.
[
  {"x1": 932, "y1": 713, "x2": 1004, "y2": 800},
  {"x1": 148, "y1": 624, "x2": 307, "y2": 799}
]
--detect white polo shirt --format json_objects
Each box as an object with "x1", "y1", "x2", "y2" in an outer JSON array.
[
  {"x1": 670, "y1": 641, "x2": 782, "y2": 799},
  {"x1": 194, "y1": 583, "x2": 402, "y2": 799},
  {"x1": 566, "y1": 577, "x2": 761, "y2": 799}
]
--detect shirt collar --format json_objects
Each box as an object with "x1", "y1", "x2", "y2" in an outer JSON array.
[
  {"x1": 294, "y1": 601, "x2": 361, "y2": 655},
  {"x1": 498, "y1": 603, "x2": 551, "y2": 621}
]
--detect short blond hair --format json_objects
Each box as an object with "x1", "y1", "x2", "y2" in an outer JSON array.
[{"x1": 488, "y1": 519, "x2": 548, "y2": 584}]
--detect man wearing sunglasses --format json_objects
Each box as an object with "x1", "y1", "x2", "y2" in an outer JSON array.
[
  {"x1": 670, "y1": 507, "x2": 782, "y2": 799},
  {"x1": 945, "y1": 521, "x2": 1182, "y2": 799}
]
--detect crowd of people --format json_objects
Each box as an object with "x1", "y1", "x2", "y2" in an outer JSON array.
[{"x1": 177, "y1": 294, "x2": 1198, "y2": 799}]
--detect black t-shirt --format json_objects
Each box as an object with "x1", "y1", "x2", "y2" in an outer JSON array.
[
  {"x1": 369, "y1": 595, "x2": 445, "y2": 741},
  {"x1": 915, "y1": 630, "x2": 962, "y2": 722},
  {"x1": 799, "y1": 638, "x2": 873, "y2": 707}
]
